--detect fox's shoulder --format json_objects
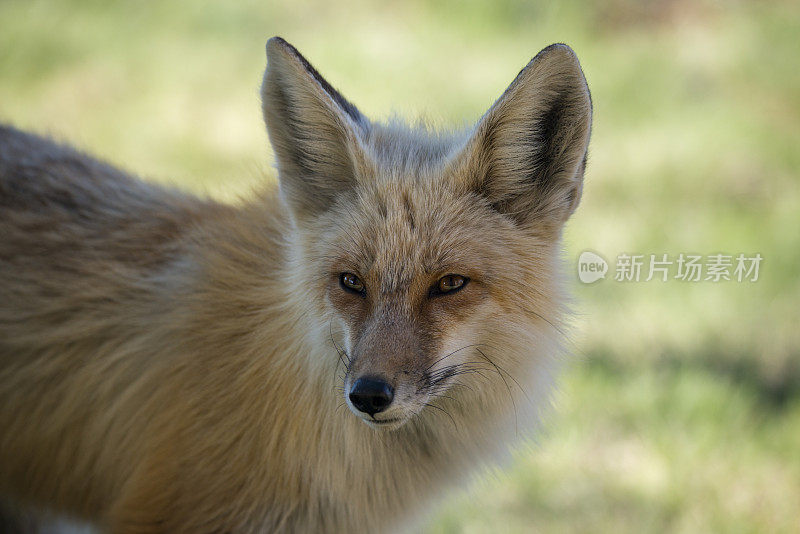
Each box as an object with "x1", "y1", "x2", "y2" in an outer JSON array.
[
  {"x1": 0, "y1": 123, "x2": 246, "y2": 286},
  {"x1": 0, "y1": 124, "x2": 285, "y2": 269},
  {"x1": 0, "y1": 123, "x2": 196, "y2": 218}
]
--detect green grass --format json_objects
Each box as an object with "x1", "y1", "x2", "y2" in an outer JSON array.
[
  {"x1": 2, "y1": 0, "x2": 798, "y2": 531},
  {"x1": 433, "y1": 361, "x2": 800, "y2": 533}
]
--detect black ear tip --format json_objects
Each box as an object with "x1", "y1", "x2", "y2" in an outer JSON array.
[
  {"x1": 534, "y1": 43, "x2": 578, "y2": 62},
  {"x1": 266, "y1": 36, "x2": 294, "y2": 57},
  {"x1": 545, "y1": 42, "x2": 573, "y2": 52}
]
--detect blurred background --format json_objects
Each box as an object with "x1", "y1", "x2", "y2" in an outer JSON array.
[{"x1": 2, "y1": 0, "x2": 798, "y2": 532}]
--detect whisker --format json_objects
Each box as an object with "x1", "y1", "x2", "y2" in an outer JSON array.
[
  {"x1": 475, "y1": 347, "x2": 519, "y2": 436},
  {"x1": 475, "y1": 348, "x2": 531, "y2": 404},
  {"x1": 424, "y1": 402, "x2": 458, "y2": 431},
  {"x1": 423, "y1": 343, "x2": 490, "y2": 372},
  {"x1": 329, "y1": 320, "x2": 351, "y2": 387}
]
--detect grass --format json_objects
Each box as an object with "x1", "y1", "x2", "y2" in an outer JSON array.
[{"x1": 2, "y1": 0, "x2": 798, "y2": 531}]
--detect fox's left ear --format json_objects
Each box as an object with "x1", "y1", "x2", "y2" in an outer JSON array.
[{"x1": 453, "y1": 44, "x2": 592, "y2": 232}]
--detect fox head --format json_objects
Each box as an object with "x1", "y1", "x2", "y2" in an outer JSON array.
[{"x1": 261, "y1": 37, "x2": 591, "y2": 431}]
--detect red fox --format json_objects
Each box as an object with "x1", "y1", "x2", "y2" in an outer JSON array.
[{"x1": 0, "y1": 37, "x2": 592, "y2": 532}]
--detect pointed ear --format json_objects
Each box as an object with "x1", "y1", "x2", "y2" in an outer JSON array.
[
  {"x1": 454, "y1": 43, "x2": 592, "y2": 232},
  {"x1": 261, "y1": 37, "x2": 369, "y2": 221}
]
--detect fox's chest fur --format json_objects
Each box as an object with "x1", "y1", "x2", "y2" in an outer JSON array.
[{"x1": 0, "y1": 37, "x2": 591, "y2": 533}]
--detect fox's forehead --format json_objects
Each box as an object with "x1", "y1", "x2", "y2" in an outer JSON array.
[
  {"x1": 361, "y1": 122, "x2": 464, "y2": 177},
  {"x1": 322, "y1": 179, "x2": 511, "y2": 293}
]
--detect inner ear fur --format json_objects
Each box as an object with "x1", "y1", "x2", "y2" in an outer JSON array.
[
  {"x1": 453, "y1": 43, "x2": 593, "y2": 231},
  {"x1": 261, "y1": 37, "x2": 369, "y2": 221}
]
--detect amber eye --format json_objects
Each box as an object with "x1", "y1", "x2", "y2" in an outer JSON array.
[
  {"x1": 435, "y1": 274, "x2": 468, "y2": 295},
  {"x1": 340, "y1": 272, "x2": 365, "y2": 294}
]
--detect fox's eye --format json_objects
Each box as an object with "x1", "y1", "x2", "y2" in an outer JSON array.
[
  {"x1": 340, "y1": 272, "x2": 365, "y2": 295},
  {"x1": 435, "y1": 274, "x2": 468, "y2": 295}
]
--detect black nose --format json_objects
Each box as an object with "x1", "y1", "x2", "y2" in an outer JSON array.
[{"x1": 349, "y1": 377, "x2": 394, "y2": 416}]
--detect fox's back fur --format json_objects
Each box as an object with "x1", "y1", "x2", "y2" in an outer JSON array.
[{"x1": 0, "y1": 38, "x2": 592, "y2": 533}]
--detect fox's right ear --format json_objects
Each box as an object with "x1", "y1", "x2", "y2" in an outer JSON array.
[{"x1": 261, "y1": 37, "x2": 369, "y2": 221}]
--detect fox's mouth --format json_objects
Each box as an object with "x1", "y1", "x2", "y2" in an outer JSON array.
[
  {"x1": 371, "y1": 417, "x2": 400, "y2": 425},
  {"x1": 356, "y1": 414, "x2": 407, "y2": 431}
]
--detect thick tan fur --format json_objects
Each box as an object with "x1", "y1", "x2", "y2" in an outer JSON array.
[{"x1": 0, "y1": 38, "x2": 592, "y2": 533}]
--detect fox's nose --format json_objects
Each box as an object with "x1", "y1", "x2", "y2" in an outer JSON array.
[{"x1": 349, "y1": 377, "x2": 394, "y2": 416}]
